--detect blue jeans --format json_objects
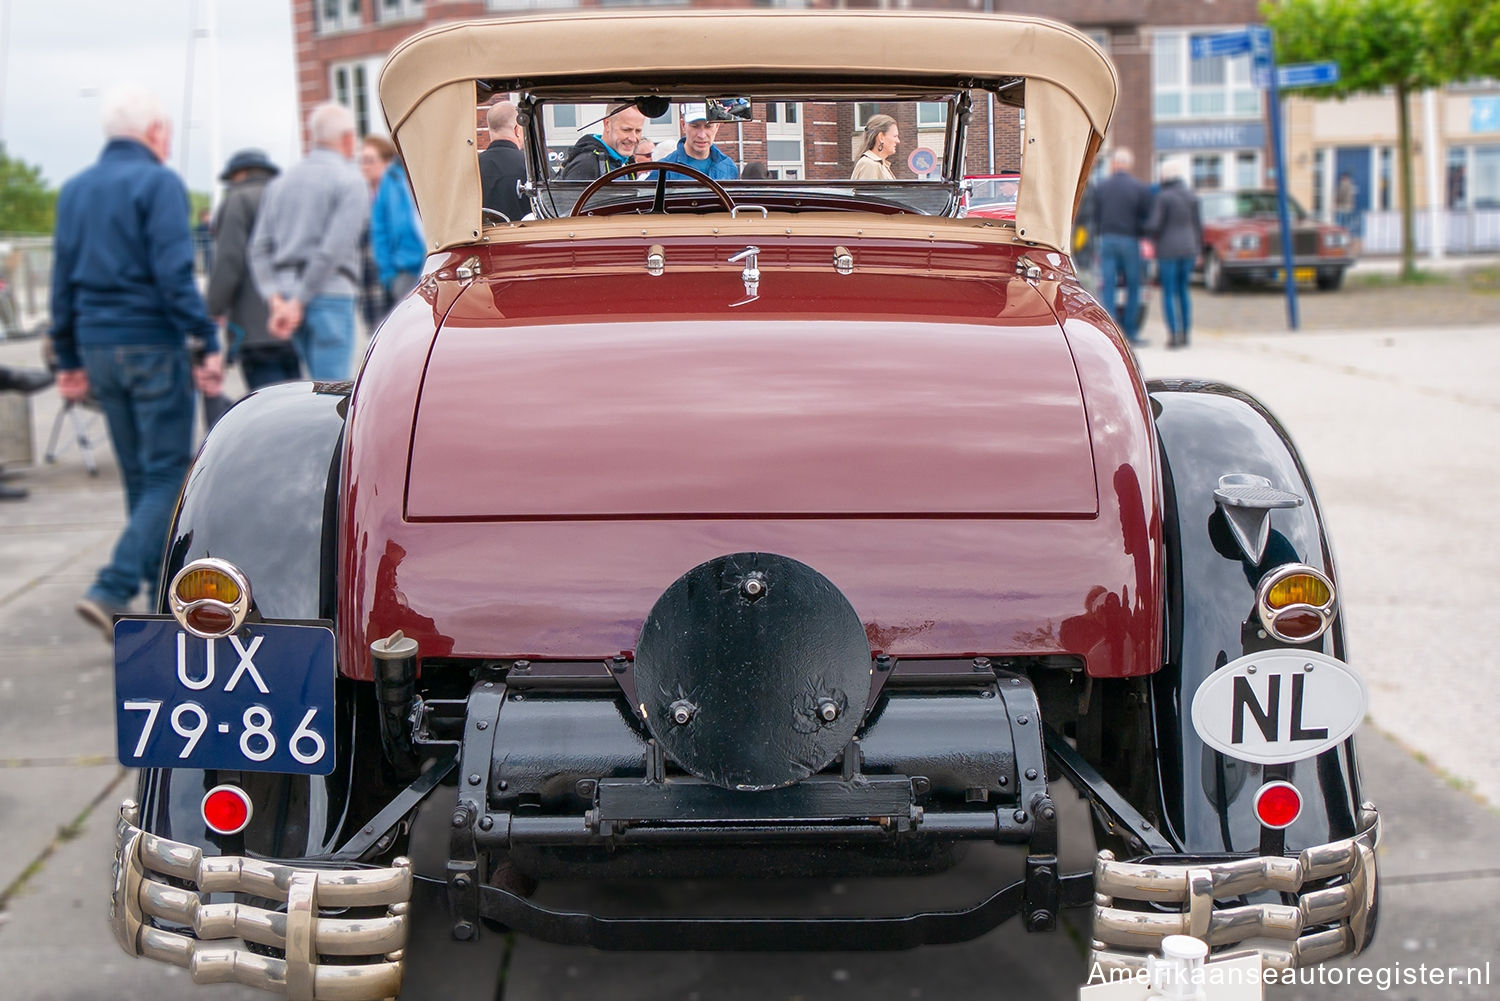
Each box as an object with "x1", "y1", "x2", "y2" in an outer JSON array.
[
  {"x1": 1158, "y1": 256, "x2": 1194, "y2": 343},
  {"x1": 239, "y1": 343, "x2": 303, "y2": 391},
  {"x1": 79, "y1": 344, "x2": 195, "y2": 608},
  {"x1": 293, "y1": 295, "x2": 355, "y2": 382},
  {"x1": 1097, "y1": 234, "x2": 1143, "y2": 343}
]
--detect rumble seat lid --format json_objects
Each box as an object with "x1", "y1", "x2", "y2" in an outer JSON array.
[{"x1": 405, "y1": 272, "x2": 1098, "y2": 520}]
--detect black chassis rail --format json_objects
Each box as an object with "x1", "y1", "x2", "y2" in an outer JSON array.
[{"x1": 396, "y1": 661, "x2": 1176, "y2": 951}]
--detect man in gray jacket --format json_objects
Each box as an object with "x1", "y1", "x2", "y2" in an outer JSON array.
[
  {"x1": 249, "y1": 103, "x2": 368, "y2": 381},
  {"x1": 207, "y1": 149, "x2": 297, "y2": 390}
]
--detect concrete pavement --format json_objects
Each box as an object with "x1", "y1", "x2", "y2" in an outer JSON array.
[{"x1": 2, "y1": 312, "x2": 1497, "y2": 999}]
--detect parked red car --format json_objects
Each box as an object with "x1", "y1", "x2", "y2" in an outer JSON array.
[
  {"x1": 107, "y1": 12, "x2": 1378, "y2": 999},
  {"x1": 963, "y1": 171, "x2": 1020, "y2": 219},
  {"x1": 1199, "y1": 189, "x2": 1356, "y2": 292}
]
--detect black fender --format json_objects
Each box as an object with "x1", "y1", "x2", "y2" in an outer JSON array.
[
  {"x1": 1148, "y1": 379, "x2": 1365, "y2": 855},
  {"x1": 135, "y1": 382, "x2": 391, "y2": 859}
]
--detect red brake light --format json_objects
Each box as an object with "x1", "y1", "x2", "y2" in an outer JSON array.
[
  {"x1": 1253, "y1": 781, "x2": 1302, "y2": 829},
  {"x1": 201, "y1": 785, "x2": 253, "y2": 835}
]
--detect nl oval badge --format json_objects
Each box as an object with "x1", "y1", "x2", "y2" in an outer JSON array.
[{"x1": 1190, "y1": 650, "x2": 1367, "y2": 765}]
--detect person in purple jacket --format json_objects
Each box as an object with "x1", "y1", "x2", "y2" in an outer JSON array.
[{"x1": 48, "y1": 85, "x2": 224, "y2": 639}]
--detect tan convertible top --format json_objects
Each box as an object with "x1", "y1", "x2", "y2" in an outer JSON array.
[{"x1": 380, "y1": 10, "x2": 1116, "y2": 254}]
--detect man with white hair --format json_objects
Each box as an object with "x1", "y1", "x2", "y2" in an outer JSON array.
[
  {"x1": 49, "y1": 84, "x2": 224, "y2": 639},
  {"x1": 1093, "y1": 146, "x2": 1153, "y2": 345},
  {"x1": 249, "y1": 101, "x2": 369, "y2": 380}
]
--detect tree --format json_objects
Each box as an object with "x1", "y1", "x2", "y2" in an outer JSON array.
[
  {"x1": 1430, "y1": 0, "x2": 1500, "y2": 81},
  {"x1": 0, "y1": 144, "x2": 57, "y2": 235},
  {"x1": 1263, "y1": 0, "x2": 1443, "y2": 280}
]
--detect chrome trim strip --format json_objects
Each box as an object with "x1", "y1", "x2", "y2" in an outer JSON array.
[
  {"x1": 1090, "y1": 806, "x2": 1379, "y2": 973},
  {"x1": 112, "y1": 801, "x2": 410, "y2": 1000}
]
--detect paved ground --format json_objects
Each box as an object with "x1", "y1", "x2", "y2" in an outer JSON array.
[{"x1": 1, "y1": 281, "x2": 1497, "y2": 999}]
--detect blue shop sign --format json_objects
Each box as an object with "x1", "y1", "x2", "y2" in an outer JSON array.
[{"x1": 1155, "y1": 123, "x2": 1267, "y2": 151}]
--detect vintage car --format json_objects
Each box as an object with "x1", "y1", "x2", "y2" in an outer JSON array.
[
  {"x1": 108, "y1": 11, "x2": 1378, "y2": 999},
  {"x1": 1199, "y1": 189, "x2": 1356, "y2": 292},
  {"x1": 963, "y1": 172, "x2": 1021, "y2": 220}
]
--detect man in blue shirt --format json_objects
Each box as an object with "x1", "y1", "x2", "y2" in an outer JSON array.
[
  {"x1": 49, "y1": 85, "x2": 223, "y2": 638},
  {"x1": 657, "y1": 103, "x2": 739, "y2": 181}
]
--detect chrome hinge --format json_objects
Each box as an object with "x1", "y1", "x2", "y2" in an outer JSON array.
[
  {"x1": 1016, "y1": 255, "x2": 1042, "y2": 281},
  {"x1": 455, "y1": 255, "x2": 483, "y2": 280},
  {"x1": 646, "y1": 244, "x2": 666, "y2": 277},
  {"x1": 833, "y1": 246, "x2": 854, "y2": 275}
]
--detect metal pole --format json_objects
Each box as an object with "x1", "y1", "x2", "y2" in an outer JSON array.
[
  {"x1": 0, "y1": 0, "x2": 11, "y2": 148},
  {"x1": 1259, "y1": 27, "x2": 1299, "y2": 331},
  {"x1": 207, "y1": 0, "x2": 221, "y2": 212},
  {"x1": 1423, "y1": 88, "x2": 1444, "y2": 261},
  {"x1": 180, "y1": 0, "x2": 201, "y2": 179}
]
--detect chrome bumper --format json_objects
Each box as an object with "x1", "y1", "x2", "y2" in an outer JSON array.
[
  {"x1": 111, "y1": 800, "x2": 412, "y2": 1000},
  {"x1": 1091, "y1": 805, "x2": 1379, "y2": 972}
]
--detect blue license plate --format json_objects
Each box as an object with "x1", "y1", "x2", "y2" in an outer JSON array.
[{"x1": 114, "y1": 618, "x2": 336, "y2": 774}]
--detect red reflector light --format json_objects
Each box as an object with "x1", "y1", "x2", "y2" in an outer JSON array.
[
  {"x1": 1253, "y1": 781, "x2": 1303, "y2": 829},
  {"x1": 186, "y1": 604, "x2": 236, "y2": 635},
  {"x1": 201, "y1": 785, "x2": 253, "y2": 835}
]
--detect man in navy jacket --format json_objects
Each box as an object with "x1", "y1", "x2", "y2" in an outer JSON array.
[{"x1": 49, "y1": 84, "x2": 223, "y2": 639}]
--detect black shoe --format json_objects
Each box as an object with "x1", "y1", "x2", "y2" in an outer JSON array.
[
  {"x1": 0, "y1": 366, "x2": 55, "y2": 394},
  {"x1": 0, "y1": 482, "x2": 27, "y2": 501}
]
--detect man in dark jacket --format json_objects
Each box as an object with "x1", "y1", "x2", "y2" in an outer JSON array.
[
  {"x1": 49, "y1": 85, "x2": 223, "y2": 638},
  {"x1": 1093, "y1": 147, "x2": 1153, "y2": 345},
  {"x1": 556, "y1": 106, "x2": 647, "y2": 180},
  {"x1": 207, "y1": 149, "x2": 296, "y2": 390},
  {"x1": 479, "y1": 101, "x2": 530, "y2": 221}
]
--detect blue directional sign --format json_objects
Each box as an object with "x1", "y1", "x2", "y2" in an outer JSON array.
[
  {"x1": 1277, "y1": 61, "x2": 1340, "y2": 89},
  {"x1": 1190, "y1": 30, "x2": 1253, "y2": 60}
]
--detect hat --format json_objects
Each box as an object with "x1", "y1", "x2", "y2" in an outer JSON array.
[
  {"x1": 219, "y1": 148, "x2": 279, "y2": 181},
  {"x1": 679, "y1": 103, "x2": 711, "y2": 125}
]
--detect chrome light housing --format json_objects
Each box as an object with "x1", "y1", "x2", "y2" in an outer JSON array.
[
  {"x1": 1230, "y1": 231, "x2": 1261, "y2": 252},
  {"x1": 1256, "y1": 563, "x2": 1336, "y2": 644},
  {"x1": 168, "y1": 558, "x2": 252, "y2": 639}
]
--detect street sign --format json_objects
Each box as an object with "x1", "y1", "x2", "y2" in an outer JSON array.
[
  {"x1": 907, "y1": 147, "x2": 937, "y2": 176},
  {"x1": 1277, "y1": 61, "x2": 1340, "y2": 89},
  {"x1": 1190, "y1": 30, "x2": 1252, "y2": 60}
]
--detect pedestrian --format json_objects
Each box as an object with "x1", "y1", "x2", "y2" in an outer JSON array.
[
  {"x1": 206, "y1": 148, "x2": 297, "y2": 391},
  {"x1": 249, "y1": 102, "x2": 369, "y2": 382},
  {"x1": 369, "y1": 147, "x2": 426, "y2": 302},
  {"x1": 851, "y1": 114, "x2": 899, "y2": 181},
  {"x1": 656, "y1": 103, "x2": 739, "y2": 181},
  {"x1": 357, "y1": 135, "x2": 396, "y2": 330},
  {"x1": 1146, "y1": 157, "x2": 1202, "y2": 349},
  {"x1": 632, "y1": 138, "x2": 656, "y2": 164},
  {"x1": 479, "y1": 100, "x2": 530, "y2": 222},
  {"x1": 1335, "y1": 172, "x2": 1362, "y2": 254},
  {"x1": 557, "y1": 105, "x2": 647, "y2": 180},
  {"x1": 1093, "y1": 147, "x2": 1153, "y2": 345},
  {"x1": 48, "y1": 85, "x2": 224, "y2": 637}
]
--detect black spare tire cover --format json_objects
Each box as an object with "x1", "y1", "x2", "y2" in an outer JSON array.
[{"x1": 634, "y1": 552, "x2": 871, "y2": 791}]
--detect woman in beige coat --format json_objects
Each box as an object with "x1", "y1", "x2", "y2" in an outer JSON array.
[{"x1": 851, "y1": 114, "x2": 899, "y2": 181}]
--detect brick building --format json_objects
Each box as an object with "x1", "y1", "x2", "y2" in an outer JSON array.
[{"x1": 298, "y1": 0, "x2": 1271, "y2": 187}]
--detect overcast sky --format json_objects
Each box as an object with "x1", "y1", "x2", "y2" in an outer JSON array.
[{"x1": 0, "y1": 0, "x2": 298, "y2": 193}]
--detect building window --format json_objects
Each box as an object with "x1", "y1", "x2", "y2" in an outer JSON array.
[
  {"x1": 1153, "y1": 30, "x2": 1261, "y2": 121},
  {"x1": 330, "y1": 60, "x2": 378, "y2": 137},
  {"x1": 1447, "y1": 147, "x2": 1467, "y2": 208},
  {"x1": 765, "y1": 103, "x2": 799, "y2": 125},
  {"x1": 917, "y1": 102, "x2": 948, "y2": 128},
  {"x1": 376, "y1": 0, "x2": 423, "y2": 22},
  {"x1": 1376, "y1": 146, "x2": 1395, "y2": 211},
  {"x1": 1474, "y1": 145, "x2": 1500, "y2": 209},
  {"x1": 1191, "y1": 154, "x2": 1222, "y2": 190},
  {"x1": 1312, "y1": 148, "x2": 1327, "y2": 217},
  {"x1": 1234, "y1": 151, "x2": 1260, "y2": 190},
  {"x1": 853, "y1": 103, "x2": 881, "y2": 129},
  {"x1": 317, "y1": 0, "x2": 361, "y2": 34},
  {"x1": 552, "y1": 104, "x2": 578, "y2": 130}
]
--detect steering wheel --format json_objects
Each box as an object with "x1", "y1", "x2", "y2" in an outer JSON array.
[{"x1": 570, "y1": 160, "x2": 735, "y2": 217}]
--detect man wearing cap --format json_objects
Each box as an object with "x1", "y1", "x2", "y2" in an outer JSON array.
[
  {"x1": 657, "y1": 103, "x2": 739, "y2": 181},
  {"x1": 207, "y1": 149, "x2": 298, "y2": 390},
  {"x1": 557, "y1": 106, "x2": 647, "y2": 181}
]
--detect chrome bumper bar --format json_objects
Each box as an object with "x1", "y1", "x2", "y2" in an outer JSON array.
[
  {"x1": 1090, "y1": 805, "x2": 1379, "y2": 972},
  {"x1": 111, "y1": 800, "x2": 412, "y2": 1000}
]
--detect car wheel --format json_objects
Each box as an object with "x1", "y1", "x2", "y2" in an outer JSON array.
[
  {"x1": 1316, "y1": 269, "x2": 1344, "y2": 291},
  {"x1": 1204, "y1": 251, "x2": 1227, "y2": 293}
]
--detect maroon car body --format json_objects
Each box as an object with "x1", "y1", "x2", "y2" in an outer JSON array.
[
  {"x1": 1199, "y1": 189, "x2": 1356, "y2": 291},
  {"x1": 107, "y1": 13, "x2": 1378, "y2": 1000}
]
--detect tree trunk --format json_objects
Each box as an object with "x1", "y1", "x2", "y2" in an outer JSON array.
[{"x1": 1396, "y1": 82, "x2": 1416, "y2": 281}]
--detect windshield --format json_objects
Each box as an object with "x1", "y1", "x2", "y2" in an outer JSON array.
[
  {"x1": 1201, "y1": 191, "x2": 1308, "y2": 223},
  {"x1": 512, "y1": 95, "x2": 984, "y2": 218}
]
